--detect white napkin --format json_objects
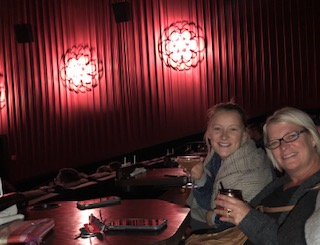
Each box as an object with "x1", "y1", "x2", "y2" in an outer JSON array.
[
  {"x1": 0, "y1": 204, "x2": 18, "y2": 217},
  {"x1": 0, "y1": 214, "x2": 24, "y2": 225},
  {"x1": 130, "y1": 167, "x2": 147, "y2": 177},
  {"x1": 0, "y1": 204, "x2": 24, "y2": 225}
]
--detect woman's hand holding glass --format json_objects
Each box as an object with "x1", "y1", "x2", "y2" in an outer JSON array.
[
  {"x1": 189, "y1": 161, "x2": 204, "y2": 180},
  {"x1": 214, "y1": 193, "x2": 251, "y2": 225}
]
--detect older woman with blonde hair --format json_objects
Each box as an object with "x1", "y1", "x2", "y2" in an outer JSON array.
[{"x1": 212, "y1": 107, "x2": 320, "y2": 244}]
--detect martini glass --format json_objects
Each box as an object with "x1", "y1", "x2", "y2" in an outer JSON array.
[{"x1": 176, "y1": 155, "x2": 202, "y2": 188}]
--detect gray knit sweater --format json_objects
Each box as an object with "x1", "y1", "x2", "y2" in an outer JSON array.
[{"x1": 186, "y1": 139, "x2": 274, "y2": 224}]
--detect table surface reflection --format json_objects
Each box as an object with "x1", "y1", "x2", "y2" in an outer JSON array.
[{"x1": 26, "y1": 199, "x2": 190, "y2": 245}]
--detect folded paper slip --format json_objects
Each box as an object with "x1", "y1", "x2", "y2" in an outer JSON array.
[
  {"x1": 0, "y1": 218, "x2": 55, "y2": 244},
  {"x1": 130, "y1": 167, "x2": 146, "y2": 177}
]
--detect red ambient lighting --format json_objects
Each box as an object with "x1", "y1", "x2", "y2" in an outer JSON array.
[
  {"x1": 158, "y1": 21, "x2": 205, "y2": 71},
  {"x1": 60, "y1": 45, "x2": 102, "y2": 93}
]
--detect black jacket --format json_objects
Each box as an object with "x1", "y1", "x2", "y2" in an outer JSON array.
[{"x1": 239, "y1": 171, "x2": 320, "y2": 245}]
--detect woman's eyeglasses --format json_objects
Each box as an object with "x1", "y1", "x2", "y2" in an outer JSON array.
[{"x1": 265, "y1": 129, "x2": 307, "y2": 150}]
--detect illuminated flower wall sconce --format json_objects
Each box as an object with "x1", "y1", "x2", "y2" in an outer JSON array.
[
  {"x1": 60, "y1": 45, "x2": 103, "y2": 93},
  {"x1": 0, "y1": 74, "x2": 5, "y2": 109},
  {"x1": 158, "y1": 21, "x2": 206, "y2": 71}
]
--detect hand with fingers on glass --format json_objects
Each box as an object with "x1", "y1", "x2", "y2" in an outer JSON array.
[
  {"x1": 214, "y1": 193, "x2": 251, "y2": 225},
  {"x1": 189, "y1": 159, "x2": 204, "y2": 180}
]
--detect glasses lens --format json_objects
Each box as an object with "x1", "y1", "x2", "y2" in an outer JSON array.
[
  {"x1": 266, "y1": 140, "x2": 280, "y2": 149},
  {"x1": 283, "y1": 131, "x2": 299, "y2": 143}
]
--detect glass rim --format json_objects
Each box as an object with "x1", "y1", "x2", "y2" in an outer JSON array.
[{"x1": 176, "y1": 155, "x2": 201, "y2": 160}]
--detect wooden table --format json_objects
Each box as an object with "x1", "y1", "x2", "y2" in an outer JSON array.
[
  {"x1": 25, "y1": 199, "x2": 190, "y2": 245},
  {"x1": 159, "y1": 187, "x2": 191, "y2": 207}
]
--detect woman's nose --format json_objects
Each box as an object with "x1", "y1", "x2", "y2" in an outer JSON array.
[
  {"x1": 221, "y1": 130, "x2": 228, "y2": 139},
  {"x1": 279, "y1": 139, "x2": 290, "y2": 150}
]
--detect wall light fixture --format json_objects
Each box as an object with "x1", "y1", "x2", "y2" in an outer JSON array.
[
  {"x1": 158, "y1": 21, "x2": 205, "y2": 71},
  {"x1": 0, "y1": 74, "x2": 5, "y2": 109},
  {"x1": 60, "y1": 45, "x2": 103, "y2": 93}
]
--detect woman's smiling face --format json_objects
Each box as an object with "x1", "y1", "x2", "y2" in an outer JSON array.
[
  {"x1": 266, "y1": 122, "x2": 317, "y2": 174},
  {"x1": 207, "y1": 110, "x2": 245, "y2": 160}
]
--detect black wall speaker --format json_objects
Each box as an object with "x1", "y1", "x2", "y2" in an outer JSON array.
[
  {"x1": 112, "y1": 2, "x2": 132, "y2": 23},
  {"x1": 14, "y1": 24, "x2": 34, "y2": 43}
]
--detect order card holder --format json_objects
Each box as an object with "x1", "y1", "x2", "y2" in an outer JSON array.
[{"x1": 0, "y1": 218, "x2": 55, "y2": 244}]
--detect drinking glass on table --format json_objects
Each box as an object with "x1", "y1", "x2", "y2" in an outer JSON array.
[{"x1": 176, "y1": 155, "x2": 202, "y2": 188}]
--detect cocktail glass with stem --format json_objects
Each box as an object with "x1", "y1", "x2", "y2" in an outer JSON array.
[{"x1": 176, "y1": 155, "x2": 202, "y2": 188}]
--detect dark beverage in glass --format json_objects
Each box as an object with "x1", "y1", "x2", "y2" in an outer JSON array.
[{"x1": 216, "y1": 189, "x2": 243, "y2": 210}]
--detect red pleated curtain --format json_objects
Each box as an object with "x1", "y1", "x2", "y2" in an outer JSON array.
[{"x1": 0, "y1": 0, "x2": 319, "y2": 184}]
